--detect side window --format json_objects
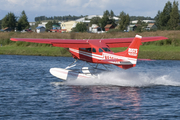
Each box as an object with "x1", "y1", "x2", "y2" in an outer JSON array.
[
  {"x1": 99, "y1": 48, "x2": 103, "y2": 52},
  {"x1": 86, "y1": 48, "x2": 91, "y2": 52},
  {"x1": 80, "y1": 48, "x2": 86, "y2": 50},
  {"x1": 92, "y1": 48, "x2": 96, "y2": 52}
]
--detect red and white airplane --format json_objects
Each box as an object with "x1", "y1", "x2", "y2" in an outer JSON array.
[{"x1": 11, "y1": 35, "x2": 168, "y2": 80}]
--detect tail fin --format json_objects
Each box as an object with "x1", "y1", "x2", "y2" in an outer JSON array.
[
  {"x1": 125, "y1": 35, "x2": 142, "y2": 59},
  {"x1": 115, "y1": 35, "x2": 142, "y2": 69}
]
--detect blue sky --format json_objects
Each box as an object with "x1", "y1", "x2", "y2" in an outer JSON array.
[{"x1": 0, "y1": 0, "x2": 179, "y2": 22}]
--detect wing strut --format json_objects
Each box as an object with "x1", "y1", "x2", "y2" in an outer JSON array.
[{"x1": 65, "y1": 59, "x2": 78, "y2": 69}]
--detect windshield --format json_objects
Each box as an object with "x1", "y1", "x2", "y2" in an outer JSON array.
[
  {"x1": 102, "y1": 48, "x2": 111, "y2": 52},
  {"x1": 99, "y1": 48, "x2": 103, "y2": 52}
]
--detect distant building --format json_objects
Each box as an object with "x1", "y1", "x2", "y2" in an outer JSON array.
[
  {"x1": 76, "y1": 15, "x2": 119, "y2": 22},
  {"x1": 38, "y1": 21, "x2": 48, "y2": 28},
  {"x1": 52, "y1": 25, "x2": 61, "y2": 29},
  {"x1": 146, "y1": 23, "x2": 157, "y2": 30},
  {"x1": 127, "y1": 25, "x2": 137, "y2": 31},
  {"x1": 61, "y1": 21, "x2": 78, "y2": 32},
  {"x1": 3, "y1": 27, "x2": 12, "y2": 32},
  {"x1": 89, "y1": 24, "x2": 103, "y2": 33},
  {"x1": 104, "y1": 24, "x2": 115, "y2": 31},
  {"x1": 131, "y1": 20, "x2": 155, "y2": 24},
  {"x1": 29, "y1": 22, "x2": 36, "y2": 26},
  {"x1": 36, "y1": 26, "x2": 45, "y2": 33}
]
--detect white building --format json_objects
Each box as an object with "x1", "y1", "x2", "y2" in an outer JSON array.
[
  {"x1": 131, "y1": 20, "x2": 155, "y2": 24},
  {"x1": 89, "y1": 24, "x2": 103, "y2": 33},
  {"x1": 36, "y1": 26, "x2": 45, "y2": 33},
  {"x1": 76, "y1": 15, "x2": 119, "y2": 23},
  {"x1": 61, "y1": 21, "x2": 78, "y2": 32},
  {"x1": 29, "y1": 22, "x2": 36, "y2": 26},
  {"x1": 38, "y1": 21, "x2": 48, "y2": 28}
]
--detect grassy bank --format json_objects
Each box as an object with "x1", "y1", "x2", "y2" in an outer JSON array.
[
  {"x1": 0, "y1": 31, "x2": 180, "y2": 60},
  {"x1": 1, "y1": 45, "x2": 180, "y2": 60},
  {"x1": 111, "y1": 45, "x2": 180, "y2": 60},
  {"x1": 0, "y1": 30, "x2": 180, "y2": 40},
  {"x1": 0, "y1": 45, "x2": 71, "y2": 56}
]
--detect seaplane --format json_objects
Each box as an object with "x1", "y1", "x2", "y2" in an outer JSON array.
[{"x1": 10, "y1": 35, "x2": 168, "y2": 80}]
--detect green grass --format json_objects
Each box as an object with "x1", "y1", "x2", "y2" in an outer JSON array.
[
  {"x1": 0, "y1": 45, "x2": 71, "y2": 56},
  {"x1": 111, "y1": 45, "x2": 180, "y2": 60},
  {"x1": 139, "y1": 45, "x2": 180, "y2": 52},
  {"x1": 139, "y1": 45, "x2": 180, "y2": 60}
]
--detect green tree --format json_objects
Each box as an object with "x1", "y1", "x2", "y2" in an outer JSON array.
[
  {"x1": 155, "y1": 10, "x2": 162, "y2": 29},
  {"x1": 159, "y1": 1, "x2": 172, "y2": 29},
  {"x1": 1, "y1": 12, "x2": 17, "y2": 30},
  {"x1": 110, "y1": 10, "x2": 114, "y2": 19},
  {"x1": 45, "y1": 21, "x2": 53, "y2": 31},
  {"x1": 137, "y1": 18, "x2": 142, "y2": 24},
  {"x1": 125, "y1": 14, "x2": 130, "y2": 26},
  {"x1": 90, "y1": 16, "x2": 101, "y2": 26},
  {"x1": 100, "y1": 11, "x2": 110, "y2": 30},
  {"x1": 0, "y1": 20, "x2": 2, "y2": 29},
  {"x1": 100, "y1": 10, "x2": 116, "y2": 30},
  {"x1": 104, "y1": 10, "x2": 110, "y2": 17},
  {"x1": 118, "y1": 11, "x2": 130, "y2": 31},
  {"x1": 52, "y1": 20, "x2": 59, "y2": 26},
  {"x1": 17, "y1": 10, "x2": 30, "y2": 31},
  {"x1": 73, "y1": 22, "x2": 87, "y2": 32},
  {"x1": 168, "y1": 1, "x2": 180, "y2": 29}
]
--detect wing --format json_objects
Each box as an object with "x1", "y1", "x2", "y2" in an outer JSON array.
[
  {"x1": 10, "y1": 36, "x2": 168, "y2": 48},
  {"x1": 10, "y1": 38, "x2": 91, "y2": 48},
  {"x1": 101, "y1": 36, "x2": 168, "y2": 47}
]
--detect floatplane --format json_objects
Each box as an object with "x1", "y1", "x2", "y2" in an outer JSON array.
[{"x1": 11, "y1": 35, "x2": 167, "y2": 80}]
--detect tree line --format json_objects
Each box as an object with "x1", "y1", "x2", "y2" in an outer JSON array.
[
  {"x1": 35, "y1": 15, "x2": 85, "y2": 22},
  {"x1": 1, "y1": 0, "x2": 179, "y2": 32},
  {"x1": 73, "y1": 10, "x2": 130, "y2": 32},
  {"x1": 74, "y1": 0, "x2": 180, "y2": 32},
  {"x1": 155, "y1": 1, "x2": 180, "y2": 30},
  {"x1": 1, "y1": 10, "x2": 29, "y2": 31}
]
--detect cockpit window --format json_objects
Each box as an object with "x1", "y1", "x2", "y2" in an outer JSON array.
[
  {"x1": 99, "y1": 48, "x2": 103, "y2": 52},
  {"x1": 102, "y1": 48, "x2": 111, "y2": 52},
  {"x1": 92, "y1": 48, "x2": 96, "y2": 52},
  {"x1": 86, "y1": 48, "x2": 91, "y2": 52},
  {"x1": 80, "y1": 48, "x2": 86, "y2": 50}
]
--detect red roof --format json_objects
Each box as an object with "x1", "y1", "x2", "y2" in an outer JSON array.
[{"x1": 104, "y1": 24, "x2": 113, "y2": 28}]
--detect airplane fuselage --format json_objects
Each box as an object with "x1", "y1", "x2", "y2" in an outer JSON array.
[{"x1": 69, "y1": 48, "x2": 137, "y2": 69}]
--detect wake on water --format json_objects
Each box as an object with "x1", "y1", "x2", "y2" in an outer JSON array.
[{"x1": 52, "y1": 70, "x2": 180, "y2": 87}]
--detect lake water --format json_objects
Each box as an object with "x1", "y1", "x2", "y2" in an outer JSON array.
[{"x1": 0, "y1": 55, "x2": 180, "y2": 119}]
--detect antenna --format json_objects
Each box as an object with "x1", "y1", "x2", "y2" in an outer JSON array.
[
  {"x1": 100, "y1": 36, "x2": 104, "y2": 42},
  {"x1": 88, "y1": 36, "x2": 91, "y2": 40}
]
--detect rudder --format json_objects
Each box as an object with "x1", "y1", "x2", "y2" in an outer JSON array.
[
  {"x1": 115, "y1": 35, "x2": 142, "y2": 69},
  {"x1": 125, "y1": 35, "x2": 142, "y2": 59}
]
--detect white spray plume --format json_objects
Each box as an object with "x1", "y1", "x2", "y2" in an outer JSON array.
[{"x1": 64, "y1": 70, "x2": 180, "y2": 87}]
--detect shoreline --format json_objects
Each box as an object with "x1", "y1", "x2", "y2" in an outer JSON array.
[
  {"x1": 0, "y1": 31, "x2": 180, "y2": 60},
  {"x1": 0, "y1": 45, "x2": 180, "y2": 60}
]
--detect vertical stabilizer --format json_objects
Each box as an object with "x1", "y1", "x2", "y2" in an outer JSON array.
[
  {"x1": 115, "y1": 35, "x2": 142, "y2": 69},
  {"x1": 125, "y1": 35, "x2": 142, "y2": 59}
]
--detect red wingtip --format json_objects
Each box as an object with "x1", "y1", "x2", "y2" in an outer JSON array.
[{"x1": 10, "y1": 38, "x2": 18, "y2": 41}]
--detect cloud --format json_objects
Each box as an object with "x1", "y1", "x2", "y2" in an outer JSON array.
[
  {"x1": 7, "y1": 0, "x2": 23, "y2": 4},
  {"x1": 83, "y1": 0, "x2": 110, "y2": 9},
  {"x1": 65, "y1": 0, "x2": 82, "y2": 6}
]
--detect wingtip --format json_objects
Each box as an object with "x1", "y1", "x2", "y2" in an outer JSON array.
[
  {"x1": 158, "y1": 36, "x2": 168, "y2": 40},
  {"x1": 10, "y1": 38, "x2": 18, "y2": 41},
  {"x1": 164, "y1": 36, "x2": 168, "y2": 39}
]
